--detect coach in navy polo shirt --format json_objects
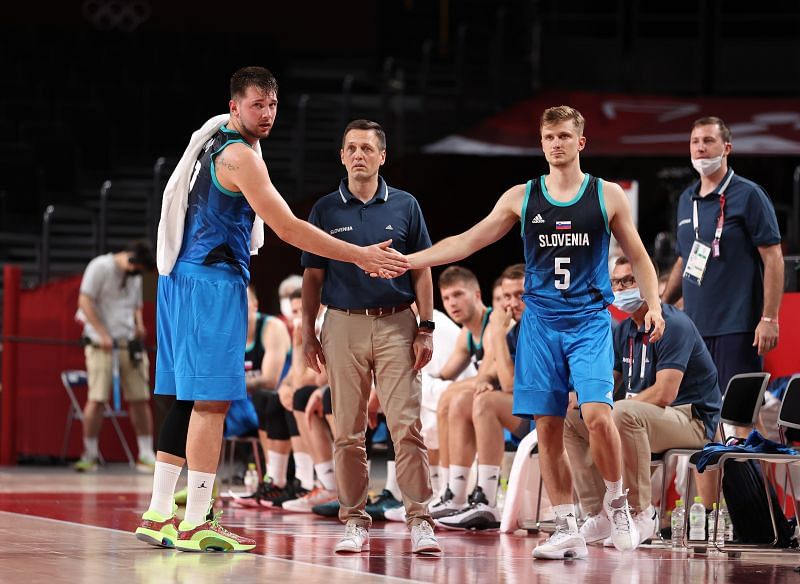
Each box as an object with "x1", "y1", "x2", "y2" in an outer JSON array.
[
  {"x1": 300, "y1": 119, "x2": 441, "y2": 555},
  {"x1": 663, "y1": 116, "x2": 783, "y2": 393},
  {"x1": 564, "y1": 256, "x2": 722, "y2": 545}
]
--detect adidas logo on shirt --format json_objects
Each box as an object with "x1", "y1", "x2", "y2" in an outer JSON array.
[
  {"x1": 532, "y1": 214, "x2": 545, "y2": 224},
  {"x1": 385, "y1": 224, "x2": 394, "y2": 230}
]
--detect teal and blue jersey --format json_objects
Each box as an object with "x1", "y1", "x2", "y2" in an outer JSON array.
[
  {"x1": 520, "y1": 174, "x2": 614, "y2": 328},
  {"x1": 177, "y1": 126, "x2": 256, "y2": 281}
]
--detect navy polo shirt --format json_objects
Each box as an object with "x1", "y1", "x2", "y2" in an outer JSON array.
[
  {"x1": 612, "y1": 304, "x2": 722, "y2": 440},
  {"x1": 301, "y1": 176, "x2": 432, "y2": 309},
  {"x1": 675, "y1": 168, "x2": 781, "y2": 337}
]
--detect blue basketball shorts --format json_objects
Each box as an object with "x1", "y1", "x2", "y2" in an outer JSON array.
[
  {"x1": 512, "y1": 309, "x2": 614, "y2": 419},
  {"x1": 155, "y1": 261, "x2": 247, "y2": 402}
]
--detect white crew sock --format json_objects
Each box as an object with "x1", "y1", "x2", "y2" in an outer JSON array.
[
  {"x1": 83, "y1": 437, "x2": 99, "y2": 461},
  {"x1": 439, "y1": 467, "x2": 449, "y2": 496},
  {"x1": 136, "y1": 435, "x2": 155, "y2": 460},
  {"x1": 553, "y1": 503, "x2": 579, "y2": 533},
  {"x1": 184, "y1": 470, "x2": 216, "y2": 526},
  {"x1": 267, "y1": 451, "x2": 289, "y2": 488},
  {"x1": 449, "y1": 465, "x2": 471, "y2": 505},
  {"x1": 148, "y1": 461, "x2": 182, "y2": 517},
  {"x1": 604, "y1": 478, "x2": 623, "y2": 500},
  {"x1": 385, "y1": 460, "x2": 401, "y2": 501},
  {"x1": 429, "y1": 465, "x2": 443, "y2": 494},
  {"x1": 314, "y1": 460, "x2": 337, "y2": 491},
  {"x1": 294, "y1": 452, "x2": 315, "y2": 491},
  {"x1": 477, "y1": 464, "x2": 502, "y2": 507}
]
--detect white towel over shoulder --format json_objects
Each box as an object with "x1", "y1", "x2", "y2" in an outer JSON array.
[{"x1": 156, "y1": 113, "x2": 265, "y2": 275}]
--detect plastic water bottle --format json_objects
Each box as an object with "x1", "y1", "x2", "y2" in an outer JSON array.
[
  {"x1": 719, "y1": 499, "x2": 733, "y2": 543},
  {"x1": 671, "y1": 499, "x2": 685, "y2": 549},
  {"x1": 244, "y1": 463, "x2": 259, "y2": 494},
  {"x1": 689, "y1": 496, "x2": 706, "y2": 541},
  {"x1": 707, "y1": 503, "x2": 724, "y2": 547}
]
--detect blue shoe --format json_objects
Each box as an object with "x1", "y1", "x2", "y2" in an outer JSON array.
[
  {"x1": 312, "y1": 498, "x2": 341, "y2": 517},
  {"x1": 365, "y1": 489, "x2": 403, "y2": 521}
]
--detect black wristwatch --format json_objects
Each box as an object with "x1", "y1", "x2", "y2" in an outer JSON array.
[{"x1": 418, "y1": 320, "x2": 436, "y2": 331}]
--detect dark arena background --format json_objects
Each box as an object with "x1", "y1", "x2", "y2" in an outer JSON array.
[{"x1": 1, "y1": 1, "x2": 799, "y2": 582}]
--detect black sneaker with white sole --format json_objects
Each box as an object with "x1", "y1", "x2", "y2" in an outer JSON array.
[{"x1": 436, "y1": 487, "x2": 500, "y2": 530}]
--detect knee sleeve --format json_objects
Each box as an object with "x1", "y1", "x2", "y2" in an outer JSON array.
[
  {"x1": 157, "y1": 399, "x2": 194, "y2": 458},
  {"x1": 253, "y1": 390, "x2": 282, "y2": 432},
  {"x1": 285, "y1": 409, "x2": 299, "y2": 438},
  {"x1": 292, "y1": 385, "x2": 317, "y2": 412},
  {"x1": 322, "y1": 386, "x2": 332, "y2": 415}
]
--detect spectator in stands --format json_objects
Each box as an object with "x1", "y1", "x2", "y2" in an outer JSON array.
[
  {"x1": 662, "y1": 116, "x2": 784, "y2": 392},
  {"x1": 566, "y1": 256, "x2": 722, "y2": 546},
  {"x1": 74, "y1": 240, "x2": 157, "y2": 472},
  {"x1": 438, "y1": 263, "x2": 528, "y2": 530}
]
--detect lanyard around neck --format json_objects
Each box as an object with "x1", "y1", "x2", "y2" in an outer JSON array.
[
  {"x1": 627, "y1": 334, "x2": 649, "y2": 393},
  {"x1": 693, "y1": 170, "x2": 734, "y2": 245}
]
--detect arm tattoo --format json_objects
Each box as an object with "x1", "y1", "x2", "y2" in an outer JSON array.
[{"x1": 216, "y1": 156, "x2": 239, "y2": 172}]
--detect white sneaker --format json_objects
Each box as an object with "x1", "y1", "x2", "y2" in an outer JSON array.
[
  {"x1": 410, "y1": 521, "x2": 441, "y2": 554},
  {"x1": 282, "y1": 487, "x2": 337, "y2": 513},
  {"x1": 384, "y1": 505, "x2": 406, "y2": 523},
  {"x1": 633, "y1": 506, "x2": 658, "y2": 544},
  {"x1": 603, "y1": 491, "x2": 640, "y2": 552},
  {"x1": 580, "y1": 512, "x2": 611, "y2": 544},
  {"x1": 532, "y1": 514, "x2": 588, "y2": 560},
  {"x1": 334, "y1": 521, "x2": 369, "y2": 553}
]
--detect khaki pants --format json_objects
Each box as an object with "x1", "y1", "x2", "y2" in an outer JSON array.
[
  {"x1": 564, "y1": 401, "x2": 707, "y2": 513},
  {"x1": 85, "y1": 345, "x2": 150, "y2": 403},
  {"x1": 321, "y1": 308, "x2": 432, "y2": 528}
]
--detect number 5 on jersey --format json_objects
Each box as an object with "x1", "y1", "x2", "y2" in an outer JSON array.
[{"x1": 555, "y1": 257, "x2": 571, "y2": 290}]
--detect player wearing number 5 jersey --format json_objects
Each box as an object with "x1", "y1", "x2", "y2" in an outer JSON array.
[{"x1": 407, "y1": 106, "x2": 665, "y2": 560}]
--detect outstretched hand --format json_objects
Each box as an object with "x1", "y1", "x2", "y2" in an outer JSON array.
[{"x1": 357, "y1": 240, "x2": 409, "y2": 279}]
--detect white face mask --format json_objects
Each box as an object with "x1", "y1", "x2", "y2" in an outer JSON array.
[
  {"x1": 279, "y1": 297, "x2": 293, "y2": 319},
  {"x1": 691, "y1": 155, "x2": 723, "y2": 177},
  {"x1": 612, "y1": 287, "x2": 645, "y2": 314}
]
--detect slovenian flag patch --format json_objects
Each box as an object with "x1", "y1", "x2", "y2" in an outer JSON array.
[{"x1": 555, "y1": 221, "x2": 572, "y2": 230}]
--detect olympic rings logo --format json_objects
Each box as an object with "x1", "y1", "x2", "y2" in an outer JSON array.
[{"x1": 83, "y1": 0, "x2": 152, "y2": 32}]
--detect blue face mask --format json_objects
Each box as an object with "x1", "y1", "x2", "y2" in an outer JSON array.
[{"x1": 612, "y1": 287, "x2": 644, "y2": 314}]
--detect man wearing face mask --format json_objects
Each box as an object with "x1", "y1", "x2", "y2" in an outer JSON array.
[
  {"x1": 662, "y1": 117, "x2": 783, "y2": 393},
  {"x1": 565, "y1": 256, "x2": 721, "y2": 546}
]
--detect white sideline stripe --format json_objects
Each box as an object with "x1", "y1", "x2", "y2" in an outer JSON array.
[{"x1": 0, "y1": 511, "x2": 423, "y2": 583}]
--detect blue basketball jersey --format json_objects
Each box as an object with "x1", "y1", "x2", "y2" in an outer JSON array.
[
  {"x1": 520, "y1": 174, "x2": 613, "y2": 326},
  {"x1": 178, "y1": 126, "x2": 256, "y2": 281}
]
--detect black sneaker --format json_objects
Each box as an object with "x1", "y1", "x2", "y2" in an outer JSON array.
[
  {"x1": 437, "y1": 487, "x2": 500, "y2": 531},
  {"x1": 272, "y1": 479, "x2": 308, "y2": 508},
  {"x1": 430, "y1": 486, "x2": 462, "y2": 520},
  {"x1": 365, "y1": 489, "x2": 403, "y2": 521}
]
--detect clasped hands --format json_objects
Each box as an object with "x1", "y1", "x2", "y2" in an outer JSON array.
[{"x1": 356, "y1": 239, "x2": 412, "y2": 279}]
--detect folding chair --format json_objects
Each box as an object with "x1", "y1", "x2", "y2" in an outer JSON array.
[
  {"x1": 684, "y1": 374, "x2": 800, "y2": 555},
  {"x1": 220, "y1": 435, "x2": 264, "y2": 489},
  {"x1": 60, "y1": 370, "x2": 136, "y2": 467},
  {"x1": 650, "y1": 372, "x2": 771, "y2": 538}
]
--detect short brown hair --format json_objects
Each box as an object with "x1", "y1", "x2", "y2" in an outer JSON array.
[
  {"x1": 692, "y1": 116, "x2": 731, "y2": 143},
  {"x1": 614, "y1": 255, "x2": 659, "y2": 278},
  {"x1": 230, "y1": 66, "x2": 279, "y2": 100},
  {"x1": 500, "y1": 263, "x2": 525, "y2": 281},
  {"x1": 438, "y1": 266, "x2": 479, "y2": 290},
  {"x1": 342, "y1": 119, "x2": 386, "y2": 150},
  {"x1": 540, "y1": 106, "x2": 585, "y2": 136}
]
